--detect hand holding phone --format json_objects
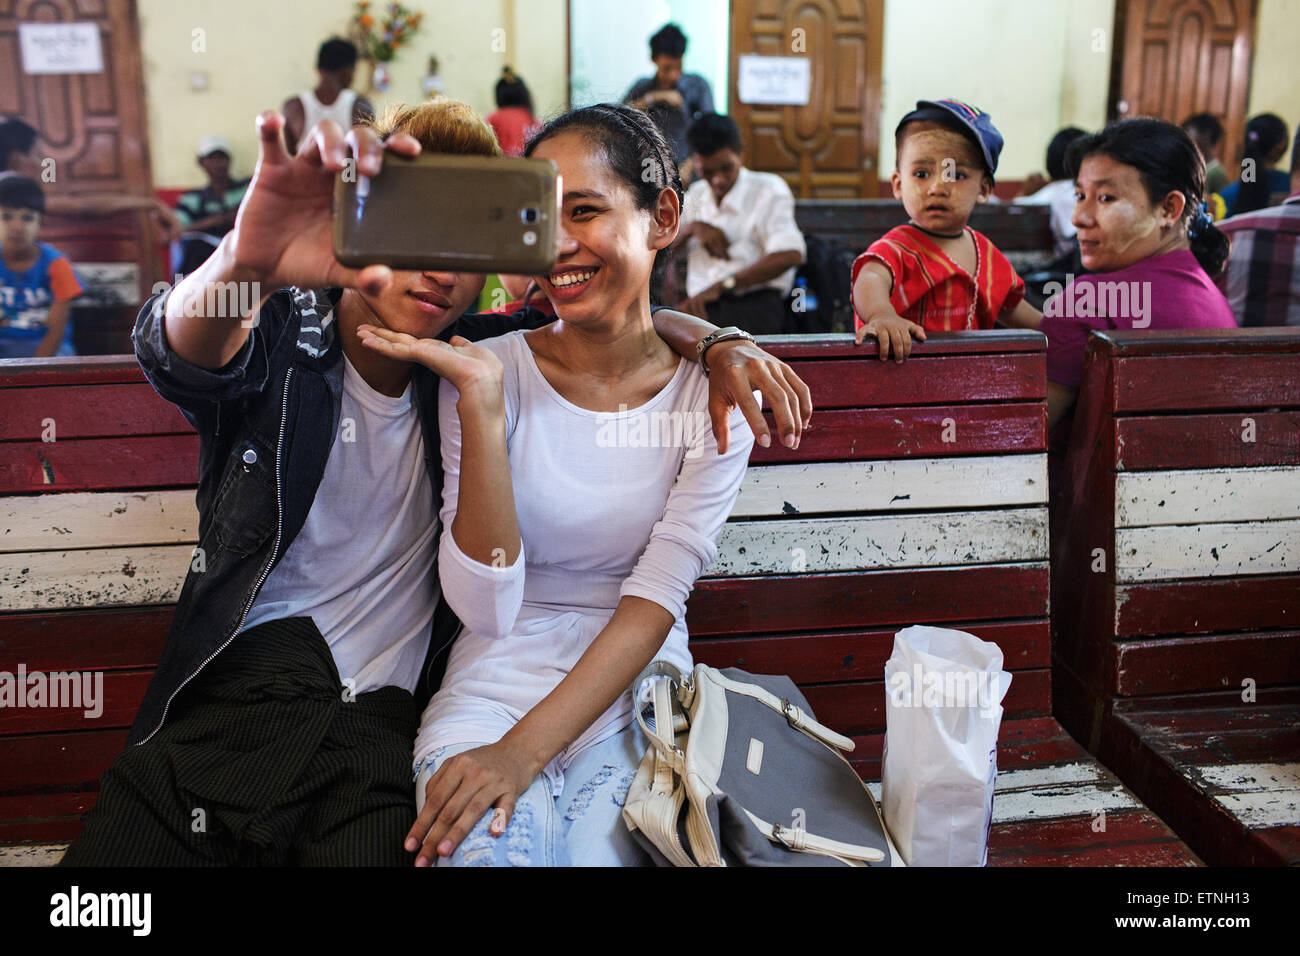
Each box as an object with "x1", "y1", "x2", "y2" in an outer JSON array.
[{"x1": 229, "y1": 111, "x2": 417, "y2": 294}]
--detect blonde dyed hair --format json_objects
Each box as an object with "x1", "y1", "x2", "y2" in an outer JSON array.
[{"x1": 368, "y1": 97, "x2": 502, "y2": 157}]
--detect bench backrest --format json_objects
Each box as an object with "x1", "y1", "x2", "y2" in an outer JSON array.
[
  {"x1": 1051, "y1": 329, "x2": 1300, "y2": 723},
  {"x1": 1, "y1": 331, "x2": 1050, "y2": 835},
  {"x1": 794, "y1": 200, "x2": 1053, "y2": 255},
  {"x1": 686, "y1": 331, "x2": 1051, "y2": 774},
  {"x1": 1, "y1": 357, "x2": 191, "y2": 841}
]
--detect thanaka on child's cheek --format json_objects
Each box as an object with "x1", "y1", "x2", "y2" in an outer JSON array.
[{"x1": 891, "y1": 125, "x2": 991, "y2": 235}]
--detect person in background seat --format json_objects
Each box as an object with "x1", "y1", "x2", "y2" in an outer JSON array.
[
  {"x1": 1219, "y1": 113, "x2": 1291, "y2": 218},
  {"x1": 0, "y1": 175, "x2": 83, "y2": 358},
  {"x1": 174, "y1": 136, "x2": 250, "y2": 276},
  {"x1": 1040, "y1": 119, "x2": 1236, "y2": 433},
  {"x1": 672, "y1": 113, "x2": 805, "y2": 335},
  {"x1": 0, "y1": 117, "x2": 179, "y2": 242},
  {"x1": 623, "y1": 23, "x2": 714, "y2": 183},
  {"x1": 1182, "y1": 113, "x2": 1231, "y2": 199},
  {"x1": 1217, "y1": 127, "x2": 1300, "y2": 327},
  {"x1": 1013, "y1": 127, "x2": 1088, "y2": 260}
]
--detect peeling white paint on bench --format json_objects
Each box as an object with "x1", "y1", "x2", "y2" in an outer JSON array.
[
  {"x1": 708, "y1": 507, "x2": 1047, "y2": 576},
  {"x1": 1209, "y1": 791, "x2": 1300, "y2": 828},
  {"x1": 1115, "y1": 519, "x2": 1299, "y2": 582},
  {"x1": 0, "y1": 545, "x2": 191, "y2": 611},
  {"x1": 991, "y1": 761, "x2": 1108, "y2": 789},
  {"x1": 1115, "y1": 468, "x2": 1300, "y2": 528},
  {"x1": 867, "y1": 764, "x2": 1141, "y2": 825},
  {"x1": 991, "y1": 762, "x2": 1140, "y2": 824},
  {"x1": 731, "y1": 455, "x2": 1048, "y2": 518},
  {"x1": 1, "y1": 490, "x2": 198, "y2": 552},
  {"x1": 0, "y1": 843, "x2": 67, "y2": 867},
  {"x1": 1192, "y1": 762, "x2": 1300, "y2": 828}
]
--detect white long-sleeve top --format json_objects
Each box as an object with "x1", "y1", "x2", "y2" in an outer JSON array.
[{"x1": 413, "y1": 330, "x2": 753, "y2": 768}]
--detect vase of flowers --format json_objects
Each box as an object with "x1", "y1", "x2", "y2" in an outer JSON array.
[{"x1": 352, "y1": 1, "x2": 424, "y2": 94}]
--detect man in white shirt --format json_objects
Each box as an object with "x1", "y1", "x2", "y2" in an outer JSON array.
[
  {"x1": 674, "y1": 114, "x2": 806, "y2": 335},
  {"x1": 282, "y1": 38, "x2": 374, "y2": 156}
]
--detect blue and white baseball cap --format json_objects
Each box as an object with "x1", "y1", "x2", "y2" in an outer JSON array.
[{"x1": 898, "y1": 98, "x2": 1004, "y2": 179}]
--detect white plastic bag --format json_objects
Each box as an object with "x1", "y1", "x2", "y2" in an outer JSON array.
[{"x1": 881, "y1": 625, "x2": 1012, "y2": 866}]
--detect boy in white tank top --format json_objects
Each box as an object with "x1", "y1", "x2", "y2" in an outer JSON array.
[{"x1": 282, "y1": 37, "x2": 374, "y2": 153}]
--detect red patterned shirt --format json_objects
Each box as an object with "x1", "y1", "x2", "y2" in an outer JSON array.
[{"x1": 852, "y1": 224, "x2": 1026, "y2": 332}]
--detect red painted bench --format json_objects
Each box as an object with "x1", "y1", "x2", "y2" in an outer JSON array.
[
  {"x1": 0, "y1": 335, "x2": 1196, "y2": 865},
  {"x1": 689, "y1": 332, "x2": 1193, "y2": 865},
  {"x1": 1051, "y1": 328, "x2": 1300, "y2": 867}
]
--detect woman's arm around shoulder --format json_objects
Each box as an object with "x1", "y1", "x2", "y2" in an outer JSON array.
[{"x1": 650, "y1": 308, "x2": 813, "y2": 453}]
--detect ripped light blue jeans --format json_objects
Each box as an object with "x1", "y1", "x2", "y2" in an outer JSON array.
[{"x1": 412, "y1": 723, "x2": 650, "y2": 867}]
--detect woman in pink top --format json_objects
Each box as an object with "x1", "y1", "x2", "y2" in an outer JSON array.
[{"x1": 1041, "y1": 118, "x2": 1235, "y2": 430}]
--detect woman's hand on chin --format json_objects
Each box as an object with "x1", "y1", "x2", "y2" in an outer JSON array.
[
  {"x1": 706, "y1": 340, "x2": 813, "y2": 454},
  {"x1": 357, "y1": 327, "x2": 504, "y2": 406},
  {"x1": 406, "y1": 740, "x2": 538, "y2": 866}
]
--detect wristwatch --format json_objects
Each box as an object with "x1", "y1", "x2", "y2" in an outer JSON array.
[
  {"x1": 721, "y1": 275, "x2": 738, "y2": 294},
  {"x1": 696, "y1": 326, "x2": 755, "y2": 377}
]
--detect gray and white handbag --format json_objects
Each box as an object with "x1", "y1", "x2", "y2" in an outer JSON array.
[{"x1": 622, "y1": 662, "x2": 903, "y2": 867}]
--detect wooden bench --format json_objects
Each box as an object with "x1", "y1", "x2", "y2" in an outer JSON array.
[
  {"x1": 1051, "y1": 328, "x2": 1300, "y2": 867},
  {"x1": 687, "y1": 332, "x2": 1193, "y2": 865},
  {"x1": 0, "y1": 334, "x2": 1196, "y2": 865}
]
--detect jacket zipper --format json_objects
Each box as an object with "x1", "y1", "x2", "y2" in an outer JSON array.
[{"x1": 136, "y1": 366, "x2": 295, "y2": 746}]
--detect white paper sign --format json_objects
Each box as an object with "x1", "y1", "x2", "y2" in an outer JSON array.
[
  {"x1": 737, "y1": 55, "x2": 810, "y2": 106},
  {"x1": 19, "y1": 22, "x2": 104, "y2": 75}
]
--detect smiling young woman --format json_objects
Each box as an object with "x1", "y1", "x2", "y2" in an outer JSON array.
[
  {"x1": 1040, "y1": 118, "x2": 1236, "y2": 433},
  {"x1": 360, "y1": 104, "x2": 758, "y2": 867}
]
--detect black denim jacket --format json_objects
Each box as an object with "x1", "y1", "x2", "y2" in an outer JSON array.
[{"x1": 127, "y1": 286, "x2": 547, "y2": 746}]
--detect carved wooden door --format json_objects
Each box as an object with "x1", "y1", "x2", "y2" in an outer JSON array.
[{"x1": 729, "y1": 0, "x2": 884, "y2": 199}]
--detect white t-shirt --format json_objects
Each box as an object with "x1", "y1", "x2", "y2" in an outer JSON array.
[
  {"x1": 1013, "y1": 179, "x2": 1078, "y2": 259},
  {"x1": 296, "y1": 89, "x2": 358, "y2": 150},
  {"x1": 240, "y1": 353, "x2": 439, "y2": 694},
  {"x1": 680, "y1": 166, "x2": 807, "y2": 298},
  {"x1": 413, "y1": 330, "x2": 753, "y2": 768}
]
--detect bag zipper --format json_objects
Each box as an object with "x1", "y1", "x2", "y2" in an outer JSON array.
[
  {"x1": 655, "y1": 777, "x2": 695, "y2": 866},
  {"x1": 136, "y1": 366, "x2": 294, "y2": 746}
]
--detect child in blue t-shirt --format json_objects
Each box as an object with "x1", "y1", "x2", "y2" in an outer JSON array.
[{"x1": 0, "y1": 176, "x2": 83, "y2": 358}]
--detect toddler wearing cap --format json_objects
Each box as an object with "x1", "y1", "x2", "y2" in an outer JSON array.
[{"x1": 852, "y1": 98, "x2": 1042, "y2": 361}]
